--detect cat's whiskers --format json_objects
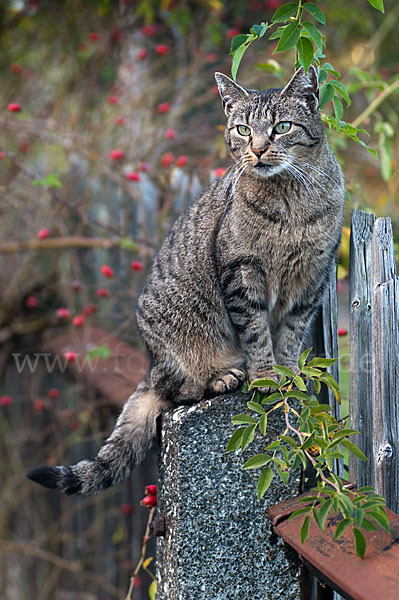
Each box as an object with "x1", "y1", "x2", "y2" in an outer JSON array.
[
  {"x1": 300, "y1": 162, "x2": 336, "y2": 185},
  {"x1": 288, "y1": 158, "x2": 329, "y2": 194},
  {"x1": 285, "y1": 162, "x2": 325, "y2": 217}
]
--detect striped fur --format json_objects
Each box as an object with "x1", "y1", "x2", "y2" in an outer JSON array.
[{"x1": 27, "y1": 67, "x2": 345, "y2": 495}]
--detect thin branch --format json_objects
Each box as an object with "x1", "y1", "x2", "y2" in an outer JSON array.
[{"x1": 351, "y1": 80, "x2": 399, "y2": 128}]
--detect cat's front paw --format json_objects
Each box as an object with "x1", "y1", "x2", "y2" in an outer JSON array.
[
  {"x1": 249, "y1": 369, "x2": 280, "y2": 395},
  {"x1": 206, "y1": 368, "x2": 245, "y2": 396}
]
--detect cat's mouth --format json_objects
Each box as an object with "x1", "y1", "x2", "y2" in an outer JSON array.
[{"x1": 252, "y1": 161, "x2": 286, "y2": 178}]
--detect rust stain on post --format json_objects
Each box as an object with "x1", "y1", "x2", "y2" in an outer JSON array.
[{"x1": 269, "y1": 492, "x2": 399, "y2": 600}]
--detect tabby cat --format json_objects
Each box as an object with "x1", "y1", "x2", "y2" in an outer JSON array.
[{"x1": 27, "y1": 66, "x2": 345, "y2": 495}]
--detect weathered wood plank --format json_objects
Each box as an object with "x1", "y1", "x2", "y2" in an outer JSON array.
[
  {"x1": 349, "y1": 209, "x2": 376, "y2": 487},
  {"x1": 371, "y1": 217, "x2": 399, "y2": 513}
]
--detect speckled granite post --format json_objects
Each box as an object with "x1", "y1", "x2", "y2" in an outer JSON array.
[{"x1": 156, "y1": 393, "x2": 301, "y2": 600}]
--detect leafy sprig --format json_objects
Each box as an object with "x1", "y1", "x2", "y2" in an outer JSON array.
[
  {"x1": 228, "y1": 0, "x2": 385, "y2": 157},
  {"x1": 226, "y1": 348, "x2": 390, "y2": 558}
]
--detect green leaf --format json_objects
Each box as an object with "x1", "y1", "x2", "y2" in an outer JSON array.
[
  {"x1": 33, "y1": 173, "x2": 62, "y2": 189},
  {"x1": 242, "y1": 453, "x2": 272, "y2": 470},
  {"x1": 361, "y1": 517, "x2": 378, "y2": 532},
  {"x1": 279, "y1": 435, "x2": 297, "y2": 449},
  {"x1": 302, "y1": 21, "x2": 322, "y2": 50},
  {"x1": 353, "y1": 527, "x2": 366, "y2": 558},
  {"x1": 367, "y1": 0, "x2": 384, "y2": 13},
  {"x1": 231, "y1": 414, "x2": 256, "y2": 425},
  {"x1": 271, "y1": 2, "x2": 298, "y2": 23},
  {"x1": 272, "y1": 364, "x2": 295, "y2": 377},
  {"x1": 285, "y1": 390, "x2": 309, "y2": 401},
  {"x1": 241, "y1": 424, "x2": 256, "y2": 451},
  {"x1": 297, "y1": 36, "x2": 314, "y2": 72},
  {"x1": 322, "y1": 62, "x2": 340, "y2": 77},
  {"x1": 340, "y1": 439, "x2": 367, "y2": 461},
  {"x1": 294, "y1": 374, "x2": 308, "y2": 391},
  {"x1": 257, "y1": 466, "x2": 273, "y2": 500},
  {"x1": 226, "y1": 427, "x2": 246, "y2": 452},
  {"x1": 302, "y1": 366, "x2": 322, "y2": 377},
  {"x1": 251, "y1": 22, "x2": 268, "y2": 37},
  {"x1": 261, "y1": 392, "x2": 283, "y2": 405},
  {"x1": 249, "y1": 377, "x2": 279, "y2": 390},
  {"x1": 300, "y1": 515, "x2": 311, "y2": 543},
  {"x1": 231, "y1": 43, "x2": 248, "y2": 81},
  {"x1": 87, "y1": 345, "x2": 112, "y2": 361},
  {"x1": 333, "y1": 517, "x2": 352, "y2": 540},
  {"x1": 289, "y1": 506, "x2": 312, "y2": 520},
  {"x1": 275, "y1": 21, "x2": 301, "y2": 52},
  {"x1": 338, "y1": 494, "x2": 354, "y2": 517},
  {"x1": 273, "y1": 458, "x2": 290, "y2": 484},
  {"x1": 368, "y1": 508, "x2": 391, "y2": 534},
  {"x1": 148, "y1": 580, "x2": 157, "y2": 600},
  {"x1": 259, "y1": 413, "x2": 267, "y2": 435},
  {"x1": 230, "y1": 34, "x2": 249, "y2": 54},
  {"x1": 269, "y1": 26, "x2": 285, "y2": 40},
  {"x1": 302, "y1": 3, "x2": 326, "y2": 25},
  {"x1": 329, "y1": 79, "x2": 351, "y2": 107},
  {"x1": 313, "y1": 378, "x2": 321, "y2": 394},
  {"x1": 247, "y1": 401, "x2": 266, "y2": 415},
  {"x1": 319, "y1": 82, "x2": 335, "y2": 108},
  {"x1": 120, "y1": 237, "x2": 139, "y2": 251},
  {"x1": 298, "y1": 348, "x2": 312, "y2": 370},
  {"x1": 332, "y1": 96, "x2": 343, "y2": 121},
  {"x1": 308, "y1": 357, "x2": 337, "y2": 368}
]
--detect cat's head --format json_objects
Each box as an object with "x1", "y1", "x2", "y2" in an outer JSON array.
[{"x1": 215, "y1": 67, "x2": 323, "y2": 179}]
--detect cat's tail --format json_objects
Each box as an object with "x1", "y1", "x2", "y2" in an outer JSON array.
[{"x1": 26, "y1": 383, "x2": 172, "y2": 496}]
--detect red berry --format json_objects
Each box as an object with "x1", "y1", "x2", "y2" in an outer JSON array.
[
  {"x1": 88, "y1": 32, "x2": 100, "y2": 42},
  {"x1": 155, "y1": 44, "x2": 169, "y2": 55},
  {"x1": 214, "y1": 167, "x2": 226, "y2": 178},
  {"x1": 38, "y1": 228, "x2": 50, "y2": 240},
  {"x1": 0, "y1": 395, "x2": 13, "y2": 407},
  {"x1": 19, "y1": 141, "x2": 30, "y2": 153},
  {"x1": 176, "y1": 155, "x2": 188, "y2": 167},
  {"x1": 145, "y1": 484, "x2": 157, "y2": 496},
  {"x1": 120, "y1": 503, "x2": 133, "y2": 516},
  {"x1": 108, "y1": 95, "x2": 119, "y2": 105},
  {"x1": 265, "y1": 0, "x2": 283, "y2": 9},
  {"x1": 212, "y1": 84, "x2": 220, "y2": 95},
  {"x1": 131, "y1": 260, "x2": 143, "y2": 271},
  {"x1": 34, "y1": 399, "x2": 45, "y2": 412},
  {"x1": 141, "y1": 495, "x2": 157, "y2": 507},
  {"x1": 142, "y1": 25, "x2": 156, "y2": 36},
  {"x1": 116, "y1": 116, "x2": 125, "y2": 126},
  {"x1": 69, "y1": 420, "x2": 79, "y2": 430},
  {"x1": 161, "y1": 153, "x2": 174, "y2": 168},
  {"x1": 26, "y1": 296, "x2": 39, "y2": 308},
  {"x1": 72, "y1": 315, "x2": 85, "y2": 327},
  {"x1": 96, "y1": 288, "x2": 110, "y2": 298},
  {"x1": 165, "y1": 128, "x2": 176, "y2": 139},
  {"x1": 8, "y1": 102, "x2": 22, "y2": 113},
  {"x1": 138, "y1": 48, "x2": 148, "y2": 60},
  {"x1": 126, "y1": 171, "x2": 141, "y2": 182},
  {"x1": 338, "y1": 328, "x2": 348, "y2": 337},
  {"x1": 0, "y1": 151, "x2": 5, "y2": 160},
  {"x1": 11, "y1": 63, "x2": 22, "y2": 74},
  {"x1": 101, "y1": 265, "x2": 114, "y2": 278},
  {"x1": 139, "y1": 162, "x2": 149, "y2": 172},
  {"x1": 82, "y1": 303, "x2": 98, "y2": 316},
  {"x1": 206, "y1": 52, "x2": 217, "y2": 64},
  {"x1": 56, "y1": 308, "x2": 71, "y2": 319},
  {"x1": 109, "y1": 149, "x2": 124, "y2": 160},
  {"x1": 337, "y1": 281, "x2": 343, "y2": 294},
  {"x1": 64, "y1": 351, "x2": 76, "y2": 363},
  {"x1": 157, "y1": 102, "x2": 171, "y2": 114},
  {"x1": 48, "y1": 388, "x2": 59, "y2": 399}
]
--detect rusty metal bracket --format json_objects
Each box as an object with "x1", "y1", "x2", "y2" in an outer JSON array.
[{"x1": 268, "y1": 492, "x2": 399, "y2": 600}]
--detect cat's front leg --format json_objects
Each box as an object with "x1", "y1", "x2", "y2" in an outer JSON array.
[{"x1": 273, "y1": 303, "x2": 318, "y2": 371}]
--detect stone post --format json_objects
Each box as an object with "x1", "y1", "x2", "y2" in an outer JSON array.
[{"x1": 156, "y1": 393, "x2": 301, "y2": 600}]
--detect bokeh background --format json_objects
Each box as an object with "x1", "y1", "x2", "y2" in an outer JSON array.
[{"x1": 0, "y1": 1, "x2": 398, "y2": 599}]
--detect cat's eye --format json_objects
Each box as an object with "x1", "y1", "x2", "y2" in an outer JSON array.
[
  {"x1": 274, "y1": 121, "x2": 292, "y2": 134},
  {"x1": 237, "y1": 124, "x2": 251, "y2": 136}
]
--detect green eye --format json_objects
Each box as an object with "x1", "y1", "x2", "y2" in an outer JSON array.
[
  {"x1": 274, "y1": 121, "x2": 292, "y2": 134},
  {"x1": 237, "y1": 124, "x2": 251, "y2": 136}
]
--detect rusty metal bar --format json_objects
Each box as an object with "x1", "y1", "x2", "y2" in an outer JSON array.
[{"x1": 269, "y1": 492, "x2": 399, "y2": 600}]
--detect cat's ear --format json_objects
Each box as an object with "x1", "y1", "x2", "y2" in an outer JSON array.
[
  {"x1": 280, "y1": 65, "x2": 319, "y2": 112},
  {"x1": 214, "y1": 72, "x2": 250, "y2": 116}
]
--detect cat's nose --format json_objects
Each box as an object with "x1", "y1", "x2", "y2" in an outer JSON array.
[{"x1": 251, "y1": 148, "x2": 265, "y2": 158}]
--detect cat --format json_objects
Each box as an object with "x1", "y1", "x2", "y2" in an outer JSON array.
[{"x1": 27, "y1": 65, "x2": 345, "y2": 496}]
